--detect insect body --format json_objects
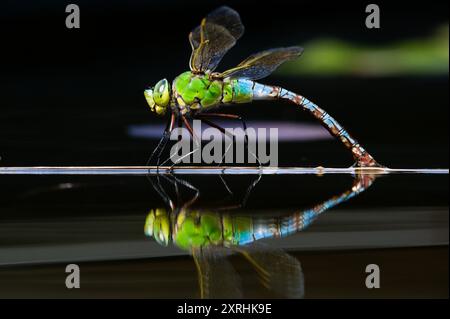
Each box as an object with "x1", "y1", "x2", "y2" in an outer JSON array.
[
  {"x1": 171, "y1": 71, "x2": 254, "y2": 114},
  {"x1": 145, "y1": 173, "x2": 376, "y2": 298},
  {"x1": 144, "y1": 6, "x2": 381, "y2": 167},
  {"x1": 145, "y1": 174, "x2": 373, "y2": 250}
]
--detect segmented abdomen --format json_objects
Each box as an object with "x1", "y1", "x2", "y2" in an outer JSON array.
[
  {"x1": 223, "y1": 212, "x2": 315, "y2": 246},
  {"x1": 250, "y1": 81, "x2": 379, "y2": 167}
]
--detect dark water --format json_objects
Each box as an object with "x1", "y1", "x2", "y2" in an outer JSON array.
[{"x1": 0, "y1": 173, "x2": 447, "y2": 298}]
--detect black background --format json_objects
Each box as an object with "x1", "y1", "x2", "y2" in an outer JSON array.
[{"x1": 0, "y1": 0, "x2": 448, "y2": 168}]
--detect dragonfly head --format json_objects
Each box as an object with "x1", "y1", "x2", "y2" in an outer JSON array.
[
  {"x1": 144, "y1": 78, "x2": 171, "y2": 116},
  {"x1": 144, "y1": 208, "x2": 171, "y2": 246}
]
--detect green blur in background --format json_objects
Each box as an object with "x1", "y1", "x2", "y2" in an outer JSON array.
[{"x1": 279, "y1": 25, "x2": 449, "y2": 77}]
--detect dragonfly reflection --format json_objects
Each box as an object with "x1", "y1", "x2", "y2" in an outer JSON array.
[{"x1": 145, "y1": 173, "x2": 377, "y2": 298}]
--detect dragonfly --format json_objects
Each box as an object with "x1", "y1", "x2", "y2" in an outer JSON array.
[
  {"x1": 144, "y1": 6, "x2": 381, "y2": 168},
  {"x1": 145, "y1": 173, "x2": 377, "y2": 298}
]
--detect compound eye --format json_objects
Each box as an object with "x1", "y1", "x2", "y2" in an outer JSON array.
[
  {"x1": 144, "y1": 209, "x2": 156, "y2": 236},
  {"x1": 153, "y1": 79, "x2": 170, "y2": 107},
  {"x1": 144, "y1": 89, "x2": 156, "y2": 112}
]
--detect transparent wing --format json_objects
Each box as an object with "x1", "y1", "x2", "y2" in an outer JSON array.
[
  {"x1": 220, "y1": 46, "x2": 304, "y2": 80},
  {"x1": 189, "y1": 6, "x2": 244, "y2": 72},
  {"x1": 192, "y1": 247, "x2": 243, "y2": 299},
  {"x1": 235, "y1": 243, "x2": 305, "y2": 298}
]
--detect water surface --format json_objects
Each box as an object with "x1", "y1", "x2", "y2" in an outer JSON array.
[{"x1": 0, "y1": 172, "x2": 447, "y2": 298}]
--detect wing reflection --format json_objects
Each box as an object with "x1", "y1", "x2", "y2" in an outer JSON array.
[{"x1": 145, "y1": 173, "x2": 377, "y2": 298}]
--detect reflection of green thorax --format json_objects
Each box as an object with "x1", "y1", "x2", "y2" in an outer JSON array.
[
  {"x1": 173, "y1": 210, "x2": 253, "y2": 251},
  {"x1": 172, "y1": 71, "x2": 253, "y2": 113}
]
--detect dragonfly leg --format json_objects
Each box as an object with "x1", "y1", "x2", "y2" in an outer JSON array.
[
  {"x1": 146, "y1": 113, "x2": 176, "y2": 171},
  {"x1": 183, "y1": 115, "x2": 203, "y2": 152},
  {"x1": 209, "y1": 173, "x2": 262, "y2": 211},
  {"x1": 170, "y1": 174, "x2": 200, "y2": 208},
  {"x1": 197, "y1": 117, "x2": 236, "y2": 166},
  {"x1": 168, "y1": 174, "x2": 182, "y2": 205},
  {"x1": 194, "y1": 114, "x2": 262, "y2": 167},
  {"x1": 159, "y1": 174, "x2": 200, "y2": 209},
  {"x1": 242, "y1": 173, "x2": 262, "y2": 207},
  {"x1": 158, "y1": 118, "x2": 182, "y2": 167},
  {"x1": 218, "y1": 174, "x2": 234, "y2": 196},
  {"x1": 172, "y1": 115, "x2": 202, "y2": 169},
  {"x1": 195, "y1": 113, "x2": 248, "y2": 164},
  {"x1": 147, "y1": 174, "x2": 175, "y2": 210},
  {"x1": 159, "y1": 115, "x2": 202, "y2": 168},
  {"x1": 193, "y1": 115, "x2": 263, "y2": 207}
]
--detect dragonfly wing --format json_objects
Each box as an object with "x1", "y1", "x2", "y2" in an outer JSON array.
[
  {"x1": 235, "y1": 243, "x2": 305, "y2": 298},
  {"x1": 189, "y1": 6, "x2": 244, "y2": 72},
  {"x1": 192, "y1": 247, "x2": 243, "y2": 299},
  {"x1": 220, "y1": 46, "x2": 304, "y2": 80}
]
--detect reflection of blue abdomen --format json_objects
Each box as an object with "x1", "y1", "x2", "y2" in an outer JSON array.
[{"x1": 236, "y1": 211, "x2": 323, "y2": 245}]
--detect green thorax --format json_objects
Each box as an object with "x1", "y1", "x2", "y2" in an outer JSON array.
[
  {"x1": 172, "y1": 71, "x2": 253, "y2": 114},
  {"x1": 173, "y1": 210, "x2": 253, "y2": 251}
]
